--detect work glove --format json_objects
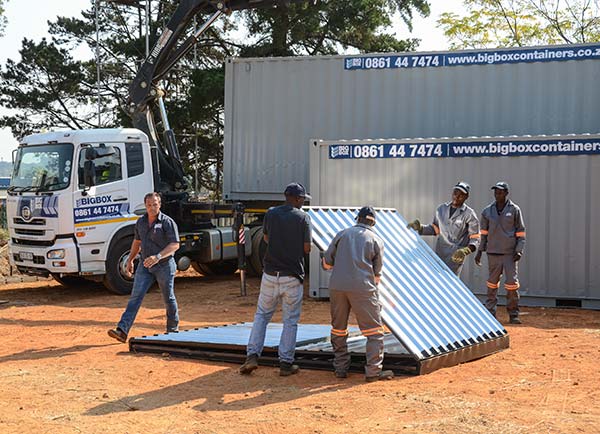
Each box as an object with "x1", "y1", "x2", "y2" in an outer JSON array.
[
  {"x1": 474, "y1": 251, "x2": 483, "y2": 266},
  {"x1": 451, "y1": 247, "x2": 472, "y2": 264},
  {"x1": 406, "y1": 219, "x2": 422, "y2": 233},
  {"x1": 513, "y1": 252, "x2": 522, "y2": 262}
]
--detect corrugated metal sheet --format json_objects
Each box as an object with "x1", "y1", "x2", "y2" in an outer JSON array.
[
  {"x1": 223, "y1": 44, "x2": 600, "y2": 201},
  {"x1": 129, "y1": 324, "x2": 420, "y2": 374},
  {"x1": 306, "y1": 207, "x2": 507, "y2": 361},
  {"x1": 308, "y1": 136, "x2": 600, "y2": 305}
]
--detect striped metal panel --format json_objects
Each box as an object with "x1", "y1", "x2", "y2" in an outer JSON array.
[{"x1": 307, "y1": 206, "x2": 507, "y2": 361}]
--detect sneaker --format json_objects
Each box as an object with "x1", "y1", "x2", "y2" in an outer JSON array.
[
  {"x1": 335, "y1": 371, "x2": 348, "y2": 378},
  {"x1": 509, "y1": 316, "x2": 522, "y2": 324},
  {"x1": 107, "y1": 328, "x2": 127, "y2": 343},
  {"x1": 239, "y1": 354, "x2": 259, "y2": 375},
  {"x1": 279, "y1": 362, "x2": 300, "y2": 376},
  {"x1": 365, "y1": 370, "x2": 394, "y2": 382}
]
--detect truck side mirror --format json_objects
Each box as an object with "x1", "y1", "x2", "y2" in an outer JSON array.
[{"x1": 83, "y1": 160, "x2": 96, "y2": 189}]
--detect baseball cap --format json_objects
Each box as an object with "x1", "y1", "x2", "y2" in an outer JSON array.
[
  {"x1": 491, "y1": 181, "x2": 509, "y2": 191},
  {"x1": 454, "y1": 181, "x2": 471, "y2": 195},
  {"x1": 284, "y1": 182, "x2": 312, "y2": 200},
  {"x1": 356, "y1": 206, "x2": 376, "y2": 222}
]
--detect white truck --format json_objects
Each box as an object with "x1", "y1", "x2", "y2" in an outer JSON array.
[{"x1": 6, "y1": 0, "x2": 311, "y2": 294}]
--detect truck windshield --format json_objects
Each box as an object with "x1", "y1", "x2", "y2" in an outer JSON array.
[{"x1": 11, "y1": 143, "x2": 74, "y2": 192}]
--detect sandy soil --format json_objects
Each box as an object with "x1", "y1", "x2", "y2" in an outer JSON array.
[{"x1": 1, "y1": 273, "x2": 599, "y2": 434}]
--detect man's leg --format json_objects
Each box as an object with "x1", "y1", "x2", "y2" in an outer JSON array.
[
  {"x1": 153, "y1": 259, "x2": 179, "y2": 333},
  {"x1": 485, "y1": 254, "x2": 503, "y2": 317},
  {"x1": 115, "y1": 265, "x2": 155, "y2": 335},
  {"x1": 329, "y1": 290, "x2": 352, "y2": 376},
  {"x1": 348, "y1": 290, "x2": 391, "y2": 380},
  {"x1": 278, "y1": 276, "x2": 304, "y2": 364},
  {"x1": 278, "y1": 276, "x2": 304, "y2": 376},
  {"x1": 246, "y1": 273, "x2": 280, "y2": 358},
  {"x1": 503, "y1": 255, "x2": 521, "y2": 323}
]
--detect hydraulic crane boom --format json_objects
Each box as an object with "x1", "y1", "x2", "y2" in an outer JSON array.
[{"x1": 126, "y1": 0, "x2": 314, "y2": 195}]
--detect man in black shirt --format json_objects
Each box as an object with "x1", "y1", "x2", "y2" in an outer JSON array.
[{"x1": 240, "y1": 182, "x2": 312, "y2": 376}]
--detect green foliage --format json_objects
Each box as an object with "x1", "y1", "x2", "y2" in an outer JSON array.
[
  {"x1": 0, "y1": 0, "x2": 8, "y2": 37},
  {"x1": 438, "y1": 0, "x2": 600, "y2": 49},
  {"x1": 0, "y1": 0, "x2": 430, "y2": 196}
]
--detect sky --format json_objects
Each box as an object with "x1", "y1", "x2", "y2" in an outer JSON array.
[{"x1": 0, "y1": 0, "x2": 466, "y2": 162}]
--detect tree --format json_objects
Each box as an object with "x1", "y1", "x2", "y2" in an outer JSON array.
[
  {"x1": 241, "y1": 0, "x2": 430, "y2": 57},
  {"x1": 0, "y1": 0, "x2": 8, "y2": 37},
  {"x1": 0, "y1": 0, "x2": 430, "y2": 196},
  {"x1": 438, "y1": 0, "x2": 600, "y2": 49}
]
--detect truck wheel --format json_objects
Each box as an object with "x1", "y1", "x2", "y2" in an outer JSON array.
[
  {"x1": 248, "y1": 226, "x2": 266, "y2": 276},
  {"x1": 52, "y1": 274, "x2": 99, "y2": 288},
  {"x1": 103, "y1": 237, "x2": 135, "y2": 295}
]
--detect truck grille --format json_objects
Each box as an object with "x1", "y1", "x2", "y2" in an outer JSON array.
[
  {"x1": 12, "y1": 238, "x2": 54, "y2": 247},
  {"x1": 13, "y1": 218, "x2": 46, "y2": 226},
  {"x1": 15, "y1": 228, "x2": 46, "y2": 236}
]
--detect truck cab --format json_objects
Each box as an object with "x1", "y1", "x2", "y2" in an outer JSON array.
[{"x1": 7, "y1": 128, "x2": 152, "y2": 293}]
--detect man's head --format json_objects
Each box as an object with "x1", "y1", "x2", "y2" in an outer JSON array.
[
  {"x1": 284, "y1": 182, "x2": 311, "y2": 209},
  {"x1": 452, "y1": 181, "x2": 470, "y2": 207},
  {"x1": 492, "y1": 181, "x2": 509, "y2": 203},
  {"x1": 144, "y1": 192, "x2": 161, "y2": 218},
  {"x1": 356, "y1": 206, "x2": 376, "y2": 227}
]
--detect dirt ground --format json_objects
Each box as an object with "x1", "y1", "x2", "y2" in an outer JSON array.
[{"x1": 1, "y1": 273, "x2": 599, "y2": 434}]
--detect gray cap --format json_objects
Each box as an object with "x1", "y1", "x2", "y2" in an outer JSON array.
[{"x1": 491, "y1": 181, "x2": 509, "y2": 191}]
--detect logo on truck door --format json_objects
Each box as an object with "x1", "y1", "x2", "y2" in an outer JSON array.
[{"x1": 74, "y1": 194, "x2": 131, "y2": 225}]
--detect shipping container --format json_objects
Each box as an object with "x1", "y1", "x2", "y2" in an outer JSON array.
[
  {"x1": 223, "y1": 43, "x2": 600, "y2": 202},
  {"x1": 308, "y1": 135, "x2": 600, "y2": 308}
]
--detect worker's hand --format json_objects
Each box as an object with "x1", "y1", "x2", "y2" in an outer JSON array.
[
  {"x1": 143, "y1": 255, "x2": 160, "y2": 268},
  {"x1": 406, "y1": 219, "x2": 422, "y2": 232},
  {"x1": 322, "y1": 257, "x2": 333, "y2": 270},
  {"x1": 513, "y1": 252, "x2": 522, "y2": 262},
  {"x1": 475, "y1": 251, "x2": 483, "y2": 266},
  {"x1": 375, "y1": 275, "x2": 381, "y2": 286},
  {"x1": 125, "y1": 260, "x2": 134, "y2": 278},
  {"x1": 451, "y1": 247, "x2": 472, "y2": 264}
]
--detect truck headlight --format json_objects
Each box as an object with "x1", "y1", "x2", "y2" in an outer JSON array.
[{"x1": 47, "y1": 249, "x2": 65, "y2": 259}]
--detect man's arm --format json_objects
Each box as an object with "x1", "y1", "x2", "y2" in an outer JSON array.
[
  {"x1": 126, "y1": 239, "x2": 142, "y2": 275},
  {"x1": 475, "y1": 210, "x2": 489, "y2": 266},
  {"x1": 514, "y1": 206, "x2": 526, "y2": 260},
  {"x1": 421, "y1": 210, "x2": 440, "y2": 236},
  {"x1": 303, "y1": 214, "x2": 312, "y2": 255},
  {"x1": 372, "y1": 239, "x2": 384, "y2": 285}
]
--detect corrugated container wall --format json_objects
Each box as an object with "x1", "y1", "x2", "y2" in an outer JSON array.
[
  {"x1": 223, "y1": 44, "x2": 600, "y2": 201},
  {"x1": 309, "y1": 136, "x2": 600, "y2": 307}
]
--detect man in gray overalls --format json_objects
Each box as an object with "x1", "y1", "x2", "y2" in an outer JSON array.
[
  {"x1": 407, "y1": 181, "x2": 481, "y2": 276},
  {"x1": 475, "y1": 181, "x2": 526, "y2": 324},
  {"x1": 322, "y1": 206, "x2": 393, "y2": 382}
]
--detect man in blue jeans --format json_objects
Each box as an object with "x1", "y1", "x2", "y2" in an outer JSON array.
[
  {"x1": 239, "y1": 182, "x2": 312, "y2": 376},
  {"x1": 107, "y1": 192, "x2": 180, "y2": 343}
]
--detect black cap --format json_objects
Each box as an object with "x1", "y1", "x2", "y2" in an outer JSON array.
[
  {"x1": 491, "y1": 181, "x2": 509, "y2": 191},
  {"x1": 284, "y1": 182, "x2": 312, "y2": 200},
  {"x1": 356, "y1": 206, "x2": 376, "y2": 222},
  {"x1": 454, "y1": 181, "x2": 471, "y2": 195}
]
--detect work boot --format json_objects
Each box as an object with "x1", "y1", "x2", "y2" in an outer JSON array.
[
  {"x1": 107, "y1": 328, "x2": 128, "y2": 343},
  {"x1": 334, "y1": 371, "x2": 348, "y2": 378},
  {"x1": 509, "y1": 316, "x2": 522, "y2": 325},
  {"x1": 239, "y1": 354, "x2": 259, "y2": 375},
  {"x1": 279, "y1": 362, "x2": 300, "y2": 376},
  {"x1": 365, "y1": 370, "x2": 394, "y2": 382}
]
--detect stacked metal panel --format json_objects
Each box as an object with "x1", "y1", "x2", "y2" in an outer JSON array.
[
  {"x1": 307, "y1": 207, "x2": 508, "y2": 372},
  {"x1": 129, "y1": 323, "x2": 419, "y2": 375}
]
